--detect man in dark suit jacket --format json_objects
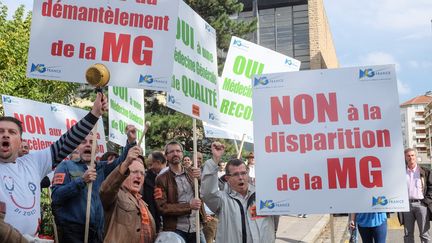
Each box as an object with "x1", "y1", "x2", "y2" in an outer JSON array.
[{"x1": 142, "y1": 151, "x2": 166, "y2": 232}]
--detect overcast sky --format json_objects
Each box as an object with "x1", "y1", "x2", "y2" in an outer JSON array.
[{"x1": 2, "y1": 0, "x2": 431, "y2": 103}]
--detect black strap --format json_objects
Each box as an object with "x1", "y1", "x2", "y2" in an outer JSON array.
[
  {"x1": 233, "y1": 198, "x2": 247, "y2": 243},
  {"x1": 247, "y1": 192, "x2": 256, "y2": 209}
]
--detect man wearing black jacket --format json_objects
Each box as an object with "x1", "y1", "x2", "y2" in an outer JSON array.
[{"x1": 142, "y1": 151, "x2": 166, "y2": 232}]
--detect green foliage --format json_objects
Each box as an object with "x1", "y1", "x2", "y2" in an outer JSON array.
[
  {"x1": 144, "y1": 91, "x2": 242, "y2": 158},
  {"x1": 39, "y1": 188, "x2": 54, "y2": 239},
  {"x1": 0, "y1": 3, "x2": 79, "y2": 106}
]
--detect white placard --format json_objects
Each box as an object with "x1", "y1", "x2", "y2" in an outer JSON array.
[
  {"x1": 27, "y1": 0, "x2": 180, "y2": 91},
  {"x1": 50, "y1": 103, "x2": 107, "y2": 158},
  {"x1": 108, "y1": 86, "x2": 145, "y2": 150},
  {"x1": 217, "y1": 36, "x2": 300, "y2": 140},
  {"x1": 2, "y1": 95, "x2": 107, "y2": 157},
  {"x1": 2, "y1": 95, "x2": 60, "y2": 151},
  {"x1": 253, "y1": 65, "x2": 409, "y2": 214},
  {"x1": 166, "y1": 1, "x2": 219, "y2": 124},
  {"x1": 203, "y1": 122, "x2": 253, "y2": 143}
]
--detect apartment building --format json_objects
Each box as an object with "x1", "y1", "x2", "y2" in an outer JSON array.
[{"x1": 400, "y1": 92, "x2": 432, "y2": 163}]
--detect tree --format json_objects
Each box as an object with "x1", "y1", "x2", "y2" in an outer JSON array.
[
  {"x1": 0, "y1": 3, "x2": 79, "y2": 108},
  {"x1": 144, "y1": 91, "x2": 241, "y2": 159}
]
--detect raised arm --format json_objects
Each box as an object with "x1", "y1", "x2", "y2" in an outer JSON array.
[
  {"x1": 103, "y1": 124, "x2": 138, "y2": 176},
  {"x1": 201, "y1": 142, "x2": 225, "y2": 213},
  {"x1": 100, "y1": 146, "x2": 140, "y2": 210},
  {"x1": 50, "y1": 93, "x2": 107, "y2": 167}
]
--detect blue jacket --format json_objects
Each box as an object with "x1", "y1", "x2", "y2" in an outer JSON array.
[{"x1": 51, "y1": 142, "x2": 134, "y2": 231}]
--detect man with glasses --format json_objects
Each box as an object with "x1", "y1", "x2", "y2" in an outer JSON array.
[
  {"x1": 154, "y1": 141, "x2": 206, "y2": 243},
  {"x1": 100, "y1": 146, "x2": 156, "y2": 243},
  {"x1": 201, "y1": 142, "x2": 279, "y2": 243}
]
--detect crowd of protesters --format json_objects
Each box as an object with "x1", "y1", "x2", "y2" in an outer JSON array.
[
  {"x1": 0, "y1": 93, "x2": 275, "y2": 243},
  {"x1": 1, "y1": 93, "x2": 430, "y2": 243}
]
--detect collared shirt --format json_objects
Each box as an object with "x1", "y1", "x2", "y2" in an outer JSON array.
[
  {"x1": 173, "y1": 168, "x2": 197, "y2": 232},
  {"x1": 406, "y1": 165, "x2": 424, "y2": 200}
]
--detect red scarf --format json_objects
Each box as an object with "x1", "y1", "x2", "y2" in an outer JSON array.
[{"x1": 134, "y1": 193, "x2": 155, "y2": 243}]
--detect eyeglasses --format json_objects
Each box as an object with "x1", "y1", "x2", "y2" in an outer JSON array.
[
  {"x1": 130, "y1": 170, "x2": 145, "y2": 176},
  {"x1": 227, "y1": 171, "x2": 248, "y2": 177}
]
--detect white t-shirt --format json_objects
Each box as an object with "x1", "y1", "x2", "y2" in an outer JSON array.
[{"x1": 0, "y1": 149, "x2": 52, "y2": 235}]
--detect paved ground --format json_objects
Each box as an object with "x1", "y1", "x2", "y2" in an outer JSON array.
[
  {"x1": 274, "y1": 212, "x2": 423, "y2": 243},
  {"x1": 315, "y1": 215, "x2": 349, "y2": 243},
  {"x1": 276, "y1": 214, "x2": 330, "y2": 243}
]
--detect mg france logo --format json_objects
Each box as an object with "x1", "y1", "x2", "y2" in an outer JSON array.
[
  {"x1": 208, "y1": 113, "x2": 215, "y2": 120},
  {"x1": 205, "y1": 23, "x2": 211, "y2": 32},
  {"x1": 233, "y1": 39, "x2": 248, "y2": 49},
  {"x1": 30, "y1": 63, "x2": 61, "y2": 74},
  {"x1": 233, "y1": 39, "x2": 242, "y2": 46},
  {"x1": 259, "y1": 199, "x2": 290, "y2": 210},
  {"x1": 139, "y1": 75, "x2": 167, "y2": 86},
  {"x1": 208, "y1": 113, "x2": 216, "y2": 120},
  {"x1": 139, "y1": 74, "x2": 154, "y2": 84},
  {"x1": 284, "y1": 58, "x2": 299, "y2": 68},
  {"x1": 31, "y1": 64, "x2": 46, "y2": 73},
  {"x1": 254, "y1": 76, "x2": 269, "y2": 86},
  {"x1": 260, "y1": 200, "x2": 275, "y2": 209},
  {"x1": 359, "y1": 68, "x2": 391, "y2": 80},
  {"x1": 359, "y1": 69, "x2": 375, "y2": 78},
  {"x1": 372, "y1": 196, "x2": 388, "y2": 206},
  {"x1": 168, "y1": 95, "x2": 176, "y2": 104},
  {"x1": 2, "y1": 96, "x2": 12, "y2": 103},
  {"x1": 50, "y1": 104, "x2": 66, "y2": 113}
]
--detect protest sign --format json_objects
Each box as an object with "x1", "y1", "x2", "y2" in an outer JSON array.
[
  {"x1": 166, "y1": 1, "x2": 219, "y2": 124},
  {"x1": 2, "y1": 95, "x2": 60, "y2": 151},
  {"x1": 51, "y1": 102, "x2": 107, "y2": 157},
  {"x1": 217, "y1": 36, "x2": 300, "y2": 141},
  {"x1": 108, "y1": 86, "x2": 145, "y2": 150},
  {"x1": 203, "y1": 122, "x2": 253, "y2": 143},
  {"x1": 253, "y1": 65, "x2": 409, "y2": 214},
  {"x1": 27, "y1": 0, "x2": 180, "y2": 91},
  {"x1": 2, "y1": 95, "x2": 107, "y2": 156}
]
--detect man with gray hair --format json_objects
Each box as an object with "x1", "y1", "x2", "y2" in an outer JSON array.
[{"x1": 399, "y1": 148, "x2": 432, "y2": 243}]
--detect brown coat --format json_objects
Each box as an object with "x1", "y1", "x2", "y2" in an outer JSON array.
[
  {"x1": 154, "y1": 167, "x2": 206, "y2": 231},
  {"x1": 100, "y1": 167, "x2": 156, "y2": 243},
  {"x1": 0, "y1": 201, "x2": 28, "y2": 243}
]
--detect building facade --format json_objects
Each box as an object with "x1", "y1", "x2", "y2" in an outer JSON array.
[
  {"x1": 238, "y1": 0, "x2": 338, "y2": 70},
  {"x1": 400, "y1": 92, "x2": 432, "y2": 163},
  {"x1": 424, "y1": 99, "x2": 432, "y2": 161}
]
